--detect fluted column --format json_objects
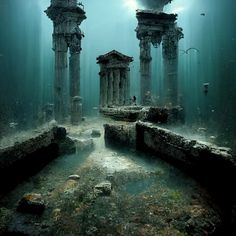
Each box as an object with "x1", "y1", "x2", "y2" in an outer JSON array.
[
  {"x1": 113, "y1": 69, "x2": 120, "y2": 105},
  {"x1": 104, "y1": 72, "x2": 108, "y2": 107},
  {"x1": 107, "y1": 70, "x2": 114, "y2": 106},
  {"x1": 99, "y1": 70, "x2": 108, "y2": 107},
  {"x1": 54, "y1": 35, "x2": 68, "y2": 123},
  {"x1": 162, "y1": 27, "x2": 183, "y2": 106},
  {"x1": 69, "y1": 27, "x2": 83, "y2": 124},
  {"x1": 140, "y1": 37, "x2": 152, "y2": 105},
  {"x1": 119, "y1": 69, "x2": 125, "y2": 105},
  {"x1": 125, "y1": 68, "x2": 131, "y2": 105}
]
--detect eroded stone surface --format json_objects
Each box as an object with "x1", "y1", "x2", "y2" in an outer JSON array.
[
  {"x1": 94, "y1": 181, "x2": 112, "y2": 196},
  {"x1": 17, "y1": 193, "x2": 45, "y2": 214}
]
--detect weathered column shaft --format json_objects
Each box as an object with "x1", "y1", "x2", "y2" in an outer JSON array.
[
  {"x1": 99, "y1": 69, "x2": 108, "y2": 107},
  {"x1": 107, "y1": 70, "x2": 114, "y2": 106},
  {"x1": 104, "y1": 72, "x2": 108, "y2": 107},
  {"x1": 54, "y1": 35, "x2": 68, "y2": 123},
  {"x1": 119, "y1": 69, "x2": 125, "y2": 105},
  {"x1": 162, "y1": 27, "x2": 183, "y2": 106},
  {"x1": 113, "y1": 69, "x2": 120, "y2": 105},
  {"x1": 140, "y1": 37, "x2": 152, "y2": 105},
  {"x1": 69, "y1": 30, "x2": 82, "y2": 124},
  {"x1": 125, "y1": 68, "x2": 131, "y2": 105}
]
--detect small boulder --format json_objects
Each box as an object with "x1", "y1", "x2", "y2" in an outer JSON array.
[
  {"x1": 91, "y1": 129, "x2": 101, "y2": 138},
  {"x1": 17, "y1": 193, "x2": 45, "y2": 214},
  {"x1": 68, "y1": 174, "x2": 80, "y2": 181},
  {"x1": 76, "y1": 138, "x2": 94, "y2": 152},
  {"x1": 94, "y1": 181, "x2": 112, "y2": 196}
]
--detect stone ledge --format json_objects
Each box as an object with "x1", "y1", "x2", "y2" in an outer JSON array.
[
  {"x1": 0, "y1": 126, "x2": 75, "y2": 194},
  {"x1": 100, "y1": 106, "x2": 184, "y2": 124}
]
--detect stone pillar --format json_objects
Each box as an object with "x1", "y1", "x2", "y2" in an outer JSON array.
[
  {"x1": 53, "y1": 35, "x2": 68, "y2": 123},
  {"x1": 45, "y1": 0, "x2": 86, "y2": 124},
  {"x1": 113, "y1": 69, "x2": 120, "y2": 105},
  {"x1": 107, "y1": 70, "x2": 114, "y2": 106},
  {"x1": 125, "y1": 68, "x2": 131, "y2": 105},
  {"x1": 119, "y1": 69, "x2": 125, "y2": 105},
  {"x1": 69, "y1": 27, "x2": 83, "y2": 124},
  {"x1": 104, "y1": 72, "x2": 108, "y2": 107},
  {"x1": 99, "y1": 70, "x2": 108, "y2": 107},
  {"x1": 140, "y1": 37, "x2": 152, "y2": 105},
  {"x1": 162, "y1": 27, "x2": 183, "y2": 106}
]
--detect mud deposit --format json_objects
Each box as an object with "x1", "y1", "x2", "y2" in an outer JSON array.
[{"x1": 0, "y1": 119, "x2": 221, "y2": 236}]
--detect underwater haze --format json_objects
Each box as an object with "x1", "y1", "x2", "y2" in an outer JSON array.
[{"x1": 0, "y1": 0, "x2": 236, "y2": 149}]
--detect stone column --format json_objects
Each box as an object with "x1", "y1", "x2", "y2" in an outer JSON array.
[
  {"x1": 99, "y1": 71, "x2": 104, "y2": 107},
  {"x1": 69, "y1": 27, "x2": 83, "y2": 124},
  {"x1": 107, "y1": 70, "x2": 114, "y2": 106},
  {"x1": 140, "y1": 37, "x2": 152, "y2": 105},
  {"x1": 162, "y1": 27, "x2": 183, "y2": 106},
  {"x1": 53, "y1": 35, "x2": 68, "y2": 123},
  {"x1": 113, "y1": 69, "x2": 120, "y2": 105},
  {"x1": 125, "y1": 68, "x2": 131, "y2": 105},
  {"x1": 99, "y1": 69, "x2": 108, "y2": 107},
  {"x1": 104, "y1": 72, "x2": 108, "y2": 107},
  {"x1": 119, "y1": 69, "x2": 125, "y2": 105}
]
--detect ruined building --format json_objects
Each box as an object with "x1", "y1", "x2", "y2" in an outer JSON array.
[
  {"x1": 97, "y1": 50, "x2": 133, "y2": 108},
  {"x1": 136, "y1": 8, "x2": 183, "y2": 106},
  {"x1": 45, "y1": 0, "x2": 86, "y2": 124}
]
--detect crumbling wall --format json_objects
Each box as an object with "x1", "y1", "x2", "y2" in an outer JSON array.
[{"x1": 0, "y1": 126, "x2": 75, "y2": 194}]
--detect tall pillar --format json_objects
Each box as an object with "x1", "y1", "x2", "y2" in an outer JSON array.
[
  {"x1": 99, "y1": 70, "x2": 108, "y2": 107},
  {"x1": 107, "y1": 70, "x2": 114, "y2": 106},
  {"x1": 99, "y1": 71, "x2": 104, "y2": 107},
  {"x1": 69, "y1": 27, "x2": 83, "y2": 124},
  {"x1": 113, "y1": 69, "x2": 120, "y2": 105},
  {"x1": 54, "y1": 35, "x2": 68, "y2": 123},
  {"x1": 119, "y1": 69, "x2": 125, "y2": 105},
  {"x1": 45, "y1": 0, "x2": 86, "y2": 124},
  {"x1": 125, "y1": 68, "x2": 131, "y2": 105},
  {"x1": 140, "y1": 37, "x2": 152, "y2": 105},
  {"x1": 104, "y1": 72, "x2": 108, "y2": 107},
  {"x1": 162, "y1": 27, "x2": 183, "y2": 106}
]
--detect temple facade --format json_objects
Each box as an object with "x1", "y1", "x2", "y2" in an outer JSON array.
[
  {"x1": 97, "y1": 50, "x2": 133, "y2": 108},
  {"x1": 45, "y1": 0, "x2": 86, "y2": 124},
  {"x1": 136, "y1": 9, "x2": 183, "y2": 106}
]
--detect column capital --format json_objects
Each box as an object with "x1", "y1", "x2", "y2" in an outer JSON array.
[
  {"x1": 139, "y1": 37, "x2": 152, "y2": 61},
  {"x1": 68, "y1": 26, "x2": 84, "y2": 54},
  {"x1": 163, "y1": 26, "x2": 184, "y2": 60}
]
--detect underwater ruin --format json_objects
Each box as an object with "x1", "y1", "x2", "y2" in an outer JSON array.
[{"x1": 0, "y1": 0, "x2": 236, "y2": 235}]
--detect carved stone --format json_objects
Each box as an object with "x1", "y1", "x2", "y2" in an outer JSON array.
[
  {"x1": 45, "y1": 0, "x2": 86, "y2": 124},
  {"x1": 136, "y1": 10, "x2": 183, "y2": 106},
  {"x1": 97, "y1": 50, "x2": 133, "y2": 108}
]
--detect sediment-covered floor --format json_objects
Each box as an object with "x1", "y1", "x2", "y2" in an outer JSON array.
[{"x1": 0, "y1": 117, "x2": 221, "y2": 235}]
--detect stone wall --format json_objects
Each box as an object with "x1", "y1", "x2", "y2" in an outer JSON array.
[
  {"x1": 104, "y1": 121, "x2": 236, "y2": 231},
  {"x1": 0, "y1": 126, "x2": 75, "y2": 194}
]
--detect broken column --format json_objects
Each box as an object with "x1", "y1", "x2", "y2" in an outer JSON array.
[
  {"x1": 162, "y1": 26, "x2": 183, "y2": 106},
  {"x1": 45, "y1": 0, "x2": 86, "y2": 124},
  {"x1": 97, "y1": 50, "x2": 133, "y2": 108}
]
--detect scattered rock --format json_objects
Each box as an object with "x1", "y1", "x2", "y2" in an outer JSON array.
[
  {"x1": 68, "y1": 174, "x2": 80, "y2": 181},
  {"x1": 91, "y1": 129, "x2": 101, "y2": 138},
  {"x1": 17, "y1": 193, "x2": 45, "y2": 214},
  {"x1": 58, "y1": 136, "x2": 76, "y2": 155},
  {"x1": 75, "y1": 138, "x2": 94, "y2": 151},
  {"x1": 94, "y1": 181, "x2": 112, "y2": 196}
]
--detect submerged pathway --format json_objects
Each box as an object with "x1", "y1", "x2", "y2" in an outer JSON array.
[{"x1": 0, "y1": 117, "x2": 222, "y2": 236}]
